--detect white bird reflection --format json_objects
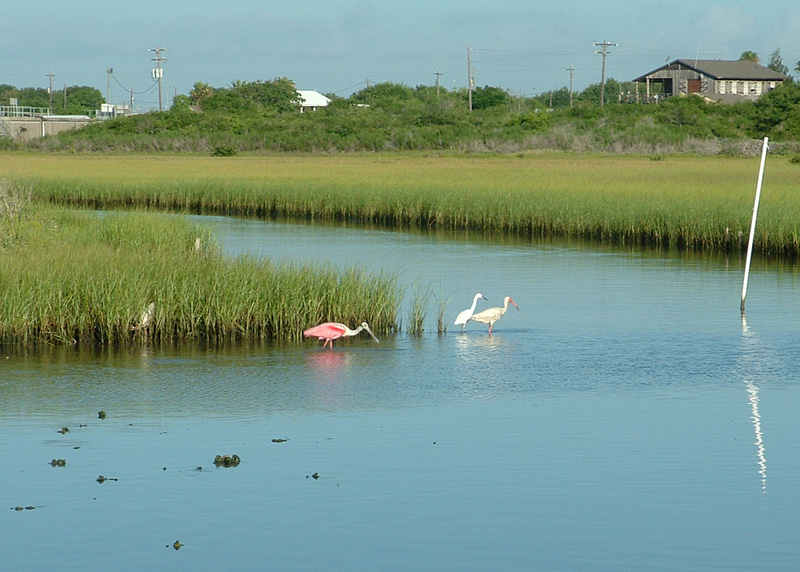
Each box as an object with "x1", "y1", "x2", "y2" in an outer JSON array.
[{"x1": 741, "y1": 316, "x2": 767, "y2": 493}]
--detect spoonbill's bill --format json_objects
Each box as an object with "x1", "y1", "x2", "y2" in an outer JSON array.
[
  {"x1": 454, "y1": 292, "x2": 487, "y2": 329},
  {"x1": 303, "y1": 321, "x2": 380, "y2": 349},
  {"x1": 468, "y1": 296, "x2": 520, "y2": 334}
]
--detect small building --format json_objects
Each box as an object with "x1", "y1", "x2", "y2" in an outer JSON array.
[
  {"x1": 297, "y1": 90, "x2": 331, "y2": 112},
  {"x1": 633, "y1": 59, "x2": 788, "y2": 102}
]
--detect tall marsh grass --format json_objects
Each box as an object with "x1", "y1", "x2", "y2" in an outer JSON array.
[
  {"x1": 4, "y1": 153, "x2": 800, "y2": 256},
  {"x1": 0, "y1": 205, "x2": 400, "y2": 347}
]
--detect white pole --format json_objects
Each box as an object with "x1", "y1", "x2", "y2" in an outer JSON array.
[{"x1": 741, "y1": 136, "x2": 769, "y2": 315}]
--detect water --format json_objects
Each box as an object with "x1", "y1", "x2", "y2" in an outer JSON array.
[{"x1": 2, "y1": 217, "x2": 800, "y2": 571}]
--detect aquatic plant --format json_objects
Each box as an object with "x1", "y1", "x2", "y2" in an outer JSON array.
[
  {"x1": 4, "y1": 153, "x2": 800, "y2": 257},
  {"x1": 0, "y1": 206, "x2": 400, "y2": 347},
  {"x1": 406, "y1": 283, "x2": 432, "y2": 336}
]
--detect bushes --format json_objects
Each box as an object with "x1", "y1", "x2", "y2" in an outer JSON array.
[{"x1": 25, "y1": 81, "x2": 800, "y2": 155}]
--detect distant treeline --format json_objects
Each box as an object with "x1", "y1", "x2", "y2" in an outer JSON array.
[
  {"x1": 5, "y1": 77, "x2": 800, "y2": 155},
  {"x1": 0, "y1": 84, "x2": 104, "y2": 115}
]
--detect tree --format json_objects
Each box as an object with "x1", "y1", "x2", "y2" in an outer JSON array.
[
  {"x1": 471, "y1": 85, "x2": 509, "y2": 110},
  {"x1": 56, "y1": 86, "x2": 104, "y2": 115},
  {"x1": 767, "y1": 48, "x2": 789, "y2": 75},
  {"x1": 350, "y1": 82, "x2": 415, "y2": 109},
  {"x1": 200, "y1": 78, "x2": 299, "y2": 113},
  {"x1": 190, "y1": 82, "x2": 214, "y2": 105},
  {"x1": 15, "y1": 87, "x2": 50, "y2": 108},
  {"x1": 739, "y1": 51, "x2": 760, "y2": 64}
]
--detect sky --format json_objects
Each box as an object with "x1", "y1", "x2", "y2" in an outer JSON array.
[{"x1": 3, "y1": 1, "x2": 800, "y2": 110}]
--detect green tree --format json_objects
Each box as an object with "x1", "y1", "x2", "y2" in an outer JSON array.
[
  {"x1": 190, "y1": 82, "x2": 214, "y2": 105},
  {"x1": 471, "y1": 85, "x2": 509, "y2": 110},
  {"x1": 739, "y1": 51, "x2": 760, "y2": 64},
  {"x1": 55, "y1": 85, "x2": 104, "y2": 115},
  {"x1": 16, "y1": 87, "x2": 50, "y2": 108},
  {"x1": 751, "y1": 81, "x2": 800, "y2": 136},
  {"x1": 202, "y1": 78, "x2": 298, "y2": 113},
  {"x1": 767, "y1": 48, "x2": 789, "y2": 75},
  {"x1": 350, "y1": 82, "x2": 416, "y2": 111}
]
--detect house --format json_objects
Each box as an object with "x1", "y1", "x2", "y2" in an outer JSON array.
[
  {"x1": 633, "y1": 59, "x2": 788, "y2": 102},
  {"x1": 297, "y1": 90, "x2": 331, "y2": 112}
]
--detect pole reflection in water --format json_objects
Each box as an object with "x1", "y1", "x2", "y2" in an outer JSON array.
[{"x1": 741, "y1": 316, "x2": 767, "y2": 493}]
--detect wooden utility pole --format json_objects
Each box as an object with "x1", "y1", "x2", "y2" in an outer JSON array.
[
  {"x1": 594, "y1": 40, "x2": 617, "y2": 106},
  {"x1": 106, "y1": 68, "x2": 113, "y2": 103},
  {"x1": 45, "y1": 71, "x2": 54, "y2": 114},
  {"x1": 148, "y1": 46, "x2": 167, "y2": 111},
  {"x1": 467, "y1": 47, "x2": 474, "y2": 111},
  {"x1": 435, "y1": 69, "x2": 443, "y2": 96},
  {"x1": 567, "y1": 64, "x2": 574, "y2": 107}
]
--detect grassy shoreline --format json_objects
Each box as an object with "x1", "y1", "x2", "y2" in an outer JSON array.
[
  {"x1": 0, "y1": 205, "x2": 400, "y2": 347},
  {"x1": 3, "y1": 152, "x2": 798, "y2": 257}
]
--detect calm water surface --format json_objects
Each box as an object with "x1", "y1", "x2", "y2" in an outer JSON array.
[{"x1": 2, "y1": 216, "x2": 800, "y2": 571}]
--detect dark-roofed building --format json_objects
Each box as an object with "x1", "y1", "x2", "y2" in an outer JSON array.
[{"x1": 633, "y1": 59, "x2": 788, "y2": 102}]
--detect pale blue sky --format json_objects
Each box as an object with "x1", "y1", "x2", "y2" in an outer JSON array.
[{"x1": 3, "y1": 1, "x2": 799, "y2": 108}]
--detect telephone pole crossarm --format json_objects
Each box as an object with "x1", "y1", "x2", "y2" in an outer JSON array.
[
  {"x1": 148, "y1": 46, "x2": 168, "y2": 111},
  {"x1": 593, "y1": 40, "x2": 618, "y2": 106}
]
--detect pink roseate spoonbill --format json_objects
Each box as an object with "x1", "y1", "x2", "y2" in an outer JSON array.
[
  {"x1": 303, "y1": 321, "x2": 380, "y2": 349},
  {"x1": 454, "y1": 292, "x2": 487, "y2": 330},
  {"x1": 468, "y1": 296, "x2": 520, "y2": 334}
]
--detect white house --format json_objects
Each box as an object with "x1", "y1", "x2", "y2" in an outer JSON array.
[{"x1": 297, "y1": 90, "x2": 331, "y2": 112}]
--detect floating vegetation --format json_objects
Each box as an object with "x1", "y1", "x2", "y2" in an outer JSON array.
[
  {"x1": 98, "y1": 411, "x2": 107, "y2": 419},
  {"x1": 57, "y1": 427, "x2": 69, "y2": 434},
  {"x1": 49, "y1": 459, "x2": 66, "y2": 467},
  {"x1": 214, "y1": 454, "x2": 241, "y2": 468}
]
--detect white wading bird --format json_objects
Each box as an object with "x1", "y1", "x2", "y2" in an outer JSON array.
[
  {"x1": 468, "y1": 296, "x2": 520, "y2": 334},
  {"x1": 454, "y1": 292, "x2": 488, "y2": 330}
]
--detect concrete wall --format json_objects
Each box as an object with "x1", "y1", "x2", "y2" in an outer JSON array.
[{"x1": 0, "y1": 116, "x2": 93, "y2": 142}]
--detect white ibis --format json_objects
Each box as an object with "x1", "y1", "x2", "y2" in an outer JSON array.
[{"x1": 468, "y1": 296, "x2": 520, "y2": 334}]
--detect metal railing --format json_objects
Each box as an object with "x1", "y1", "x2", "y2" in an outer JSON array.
[{"x1": 0, "y1": 105, "x2": 51, "y2": 117}]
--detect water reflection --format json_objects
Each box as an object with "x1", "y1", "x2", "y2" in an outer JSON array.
[
  {"x1": 740, "y1": 316, "x2": 768, "y2": 493},
  {"x1": 305, "y1": 348, "x2": 351, "y2": 379}
]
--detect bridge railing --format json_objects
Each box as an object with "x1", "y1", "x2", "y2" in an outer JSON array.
[{"x1": 0, "y1": 105, "x2": 51, "y2": 117}]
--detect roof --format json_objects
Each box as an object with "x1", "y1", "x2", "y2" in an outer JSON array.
[
  {"x1": 634, "y1": 59, "x2": 788, "y2": 82},
  {"x1": 297, "y1": 90, "x2": 331, "y2": 107}
]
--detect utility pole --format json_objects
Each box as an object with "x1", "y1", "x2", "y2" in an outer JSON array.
[
  {"x1": 435, "y1": 69, "x2": 443, "y2": 96},
  {"x1": 106, "y1": 68, "x2": 113, "y2": 103},
  {"x1": 567, "y1": 64, "x2": 574, "y2": 107},
  {"x1": 467, "y1": 47, "x2": 474, "y2": 111},
  {"x1": 148, "y1": 46, "x2": 167, "y2": 111},
  {"x1": 594, "y1": 40, "x2": 617, "y2": 106},
  {"x1": 45, "y1": 71, "x2": 54, "y2": 114}
]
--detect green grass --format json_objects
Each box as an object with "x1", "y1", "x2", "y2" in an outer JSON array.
[
  {"x1": 4, "y1": 153, "x2": 798, "y2": 257},
  {"x1": 0, "y1": 204, "x2": 400, "y2": 347}
]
